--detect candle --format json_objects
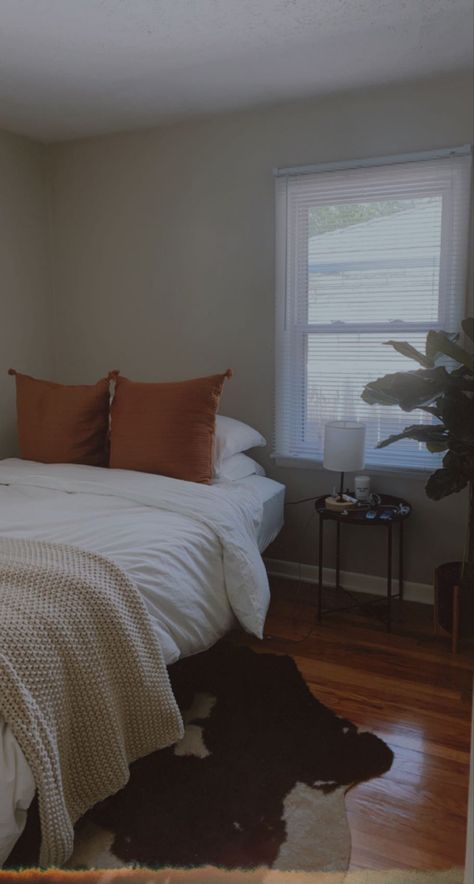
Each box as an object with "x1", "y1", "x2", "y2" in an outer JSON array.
[{"x1": 354, "y1": 475, "x2": 370, "y2": 501}]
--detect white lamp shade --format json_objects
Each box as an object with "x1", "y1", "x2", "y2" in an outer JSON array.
[{"x1": 323, "y1": 421, "x2": 366, "y2": 472}]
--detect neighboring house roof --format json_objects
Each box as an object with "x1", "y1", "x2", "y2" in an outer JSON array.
[{"x1": 308, "y1": 201, "x2": 441, "y2": 273}]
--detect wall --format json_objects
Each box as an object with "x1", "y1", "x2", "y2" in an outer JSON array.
[
  {"x1": 0, "y1": 130, "x2": 54, "y2": 456},
  {"x1": 48, "y1": 72, "x2": 474, "y2": 586}
]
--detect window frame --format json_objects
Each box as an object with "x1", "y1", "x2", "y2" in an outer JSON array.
[{"x1": 273, "y1": 146, "x2": 472, "y2": 474}]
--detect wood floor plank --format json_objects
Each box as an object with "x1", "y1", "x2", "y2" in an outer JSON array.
[{"x1": 233, "y1": 576, "x2": 473, "y2": 872}]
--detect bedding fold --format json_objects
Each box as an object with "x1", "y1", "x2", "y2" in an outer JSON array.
[
  {"x1": 0, "y1": 459, "x2": 271, "y2": 636},
  {"x1": 0, "y1": 536, "x2": 183, "y2": 867}
]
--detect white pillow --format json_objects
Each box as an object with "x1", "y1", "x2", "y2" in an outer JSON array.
[
  {"x1": 214, "y1": 415, "x2": 266, "y2": 468},
  {"x1": 216, "y1": 453, "x2": 266, "y2": 481}
]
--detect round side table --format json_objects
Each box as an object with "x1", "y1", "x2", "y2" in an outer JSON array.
[{"x1": 315, "y1": 494, "x2": 412, "y2": 632}]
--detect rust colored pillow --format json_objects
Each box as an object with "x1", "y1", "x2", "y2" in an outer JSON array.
[
  {"x1": 109, "y1": 370, "x2": 232, "y2": 483},
  {"x1": 9, "y1": 369, "x2": 111, "y2": 466}
]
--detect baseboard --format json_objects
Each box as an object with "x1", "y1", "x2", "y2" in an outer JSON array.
[{"x1": 264, "y1": 557, "x2": 433, "y2": 605}]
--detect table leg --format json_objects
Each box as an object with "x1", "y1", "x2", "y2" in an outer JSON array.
[
  {"x1": 387, "y1": 523, "x2": 392, "y2": 632},
  {"x1": 399, "y1": 521, "x2": 404, "y2": 605},
  {"x1": 318, "y1": 516, "x2": 324, "y2": 623},
  {"x1": 335, "y1": 520, "x2": 341, "y2": 589},
  {"x1": 433, "y1": 568, "x2": 439, "y2": 636}
]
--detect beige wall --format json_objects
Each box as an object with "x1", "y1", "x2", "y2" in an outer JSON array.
[
  {"x1": 0, "y1": 130, "x2": 54, "y2": 457},
  {"x1": 47, "y1": 72, "x2": 473, "y2": 584}
]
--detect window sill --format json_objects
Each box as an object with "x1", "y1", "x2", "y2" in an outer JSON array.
[{"x1": 272, "y1": 454, "x2": 432, "y2": 481}]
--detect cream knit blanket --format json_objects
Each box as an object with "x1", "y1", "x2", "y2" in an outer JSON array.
[{"x1": 0, "y1": 536, "x2": 184, "y2": 868}]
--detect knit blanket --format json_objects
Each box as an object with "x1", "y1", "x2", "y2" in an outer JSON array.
[{"x1": 0, "y1": 537, "x2": 184, "y2": 868}]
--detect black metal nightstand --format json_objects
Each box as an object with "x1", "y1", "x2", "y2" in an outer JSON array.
[{"x1": 315, "y1": 494, "x2": 412, "y2": 632}]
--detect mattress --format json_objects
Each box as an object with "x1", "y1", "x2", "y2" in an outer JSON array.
[{"x1": 237, "y1": 475, "x2": 285, "y2": 552}]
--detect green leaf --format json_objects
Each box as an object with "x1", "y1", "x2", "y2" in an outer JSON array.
[
  {"x1": 425, "y1": 330, "x2": 458, "y2": 360},
  {"x1": 437, "y1": 390, "x2": 474, "y2": 444},
  {"x1": 426, "y1": 440, "x2": 450, "y2": 453},
  {"x1": 462, "y1": 317, "x2": 474, "y2": 342},
  {"x1": 376, "y1": 424, "x2": 448, "y2": 450},
  {"x1": 425, "y1": 467, "x2": 468, "y2": 501},
  {"x1": 426, "y1": 330, "x2": 474, "y2": 371},
  {"x1": 443, "y1": 448, "x2": 474, "y2": 479},
  {"x1": 361, "y1": 367, "x2": 451, "y2": 411},
  {"x1": 383, "y1": 340, "x2": 434, "y2": 368},
  {"x1": 446, "y1": 370, "x2": 474, "y2": 392}
]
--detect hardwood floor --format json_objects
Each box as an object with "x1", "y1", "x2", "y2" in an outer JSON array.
[{"x1": 234, "y1": 576, "x2": 473, "y2": 873}]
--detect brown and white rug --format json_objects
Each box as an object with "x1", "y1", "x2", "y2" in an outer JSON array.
[{"x1": 9, "y1": 643, "x2": 393, "y2": 875}]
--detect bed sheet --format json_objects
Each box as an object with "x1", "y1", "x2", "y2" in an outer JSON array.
[{"x1": 237, "y1": 474, "x2": 285, "y2": 551}]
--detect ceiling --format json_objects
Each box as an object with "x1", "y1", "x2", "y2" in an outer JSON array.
[{"x1": 0, "y1": 0, "x2": 472, "y2": 143}]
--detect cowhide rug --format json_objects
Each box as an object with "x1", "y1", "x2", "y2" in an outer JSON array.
[{"x1": 8, "y1": 643, "x2": 393, "y2": 875}]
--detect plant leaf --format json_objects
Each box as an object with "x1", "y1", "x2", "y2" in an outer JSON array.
[
  {"x1": 376, "y1": 424, "x2": 448, "y2": 450},
  {"x1": 462, "y1": 317, "x2": 474, "y2": 342},
  {"x1": 425, "y1": 467, "x2": 468, "y2": 500},
  {"x1": 425, "y1": 330, "x2": 458, "y2": 360},
  {"x1": 426, "y1": 330, "x2": 474, "y2": 371},
  {"x1": 446, "y1": 372, "x2": 474, "y2": 392},
  {"x1": 437, "y1": 390, "x2": 474, "y2": 444},
  {"x1": 383, "y1": 340, "x2": 434, "y2": 368},
  {"x1": 361, "y1": 367, "x2": 450, "y2": 411},
  {"x1": 426, "y1": 440, "x2": 450, "y2": 453},
  {"x1": 443, "y1": 448, "x2": 474, "y2": 479}
]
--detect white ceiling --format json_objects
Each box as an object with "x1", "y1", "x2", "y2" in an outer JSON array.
[{"x1": 0, "y1": 0, "x2": 472, "y2": 142}]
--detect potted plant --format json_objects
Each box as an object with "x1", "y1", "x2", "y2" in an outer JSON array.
[{"x1": 361, "y1": 317, "x2": 474, "y2": 648}]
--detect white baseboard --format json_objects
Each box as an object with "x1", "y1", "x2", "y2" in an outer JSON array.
[{"x1": 264, "y1": 557, "x2": 433, "y2": 605}]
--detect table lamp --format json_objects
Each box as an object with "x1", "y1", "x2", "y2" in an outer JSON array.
[{"x1": 323, "y1": 420, "x2": 366, "y2": 511}]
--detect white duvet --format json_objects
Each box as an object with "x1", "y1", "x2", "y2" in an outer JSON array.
[{"x1": 0, "y1": 458, "x2": 271, "y2": 865}]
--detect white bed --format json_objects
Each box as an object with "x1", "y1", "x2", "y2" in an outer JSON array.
[{"x1": 0, "y1": 458, "x2": 284, "y2": 865}]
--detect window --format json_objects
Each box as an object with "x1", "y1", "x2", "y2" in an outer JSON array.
[{"x1": 274, "y1": 147, "x2": 472, "y2": 470}]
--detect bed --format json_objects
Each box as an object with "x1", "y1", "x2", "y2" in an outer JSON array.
[{"x1": 0, "y1": 457, "x2": 285, "y2": 866}]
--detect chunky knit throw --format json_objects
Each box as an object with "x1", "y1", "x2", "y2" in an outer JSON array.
[{"x1": 0, "y1": 537, "x2": 183, "y2": 867}]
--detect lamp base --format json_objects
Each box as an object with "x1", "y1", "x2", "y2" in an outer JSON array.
[{"x1": 325, "y1": 494, "x2": 358, "y2": 511}]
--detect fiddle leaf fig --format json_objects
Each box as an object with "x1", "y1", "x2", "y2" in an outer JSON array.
[
  {"x1": 362, "y1": 317, "x2": 474, "y2": 564},
  {"x1": 462, "y1": 317, "x2": 474, "y2": 342},
  {"x1": 425, "y1": 467, "x2": 469, "y2": 500},
  {"x1": 361, "y1": 367, "x2": 451, "y2": 411},
  {"x1": 375, "y1": 424, "x2": 448, "y2": 450},
  {"x1": 445, "y1": 369, "x2": 474, "y2": 393},
  {"x1": 437, "y1": 390, "x2": 474, "y2": 443},
  {"x1": 426, "y1": 330, "x2": 474, "y2": 371},
  {"x1": 383, "y1": 340, "x2": 434, "y2": 368}
]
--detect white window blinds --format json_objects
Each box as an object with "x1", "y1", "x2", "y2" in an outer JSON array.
[{"x1": 274, "y1": 148, "x2": 472, "y2": 470}]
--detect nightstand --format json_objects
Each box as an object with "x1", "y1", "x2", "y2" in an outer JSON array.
[{"x1": 315, "y1": 494, "x2": 412, "y2": 632}]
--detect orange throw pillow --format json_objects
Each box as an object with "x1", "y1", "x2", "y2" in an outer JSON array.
[
  {"x1": 9, "y1": 369, "x2": 111, "y2": 466},
  {"x1": 109, "y1": 370, "x2": 232, "y2": 483}
]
